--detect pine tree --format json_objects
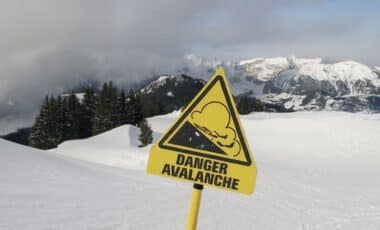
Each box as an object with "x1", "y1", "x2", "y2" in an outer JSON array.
[
  {"x1": 93, "y1": 82, "x2": 118, "y2": 134},
  {"x1": 125, "y1": 90, "x2": 135, "y2": 125},
  {"x1": 236, "y1": 95, "x2": 264, "y2": 114},
  {"x1": 80, "y1": 88, "x2": 97, "y2": 138},
  {"x1": 66, "y1": 92, "x2": 81, "y2": 139},
  {"x1": 117, "y1": 90, "x2": 127, "y2": 125},
  {"x1": 108, "y1": 81, "x2": 119, "y2": 128},
  {"x1": 93, "y1": 82, "x2": 109, "y2": 135},
  {"x1": 142, "y1": 96, "x2": 165, "y2": 117},
  {"x1": 46, "y1": 96, "x2": 60, "y2": 146},
  {"x1": 126, "y1": 90, "x2": 144, "y2": 126},
  {"x1": 29, "y1": 96, "x2": 59, "y2": 149},
  {"x1": 56, "y1": 96, "x2": 65, "y2": 142},
  {"x1": 134, "y1": 94, "x2": 144, "y2": 125},
  {"x1": 60, "y1": 97, "x2": 72, "y2": 141},
  {"x1": 237, "y1": 96, "x2": 250, "y2": 114},
  {"x1": 29, "y1": 96, "x2": 50, "y2": 149},
  {"x1": 138, "y1": 119, "x2": 153, "y2": 147}
]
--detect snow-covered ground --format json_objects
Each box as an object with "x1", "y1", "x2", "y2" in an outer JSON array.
[{"x1": 1, "y1": 112, "x2": 380, "y2": 229}]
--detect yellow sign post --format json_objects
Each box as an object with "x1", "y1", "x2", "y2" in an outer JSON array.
[
  {"x1": 147, "y1": 67, "x2": 257, "y2": 228},
  {"x1": 186, "y1": 184, "x2": 203, "y2": 230}
]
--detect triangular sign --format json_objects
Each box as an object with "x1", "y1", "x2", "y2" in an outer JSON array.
[
  {"x1": 147, "y1": 67, "x2": 257, "y2": 194},
  {"x1": 158, "y1": 68, "x2": 252, "y2": 166}
]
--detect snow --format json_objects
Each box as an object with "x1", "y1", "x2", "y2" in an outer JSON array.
[
  {"x1": 260, "y1": 93, "x2": 305, "y2": 110},
  {"x1": 0, "y1": 138, "x2": 187, "y2": 230},
  {"x1": 239, "y1": 57, "x2": 289, "y2": 66},
  {"x1": 61, "y1": 93, "x2": 85, "y2": 102},
  {"x1": 166, "y1": 91, "x2": 174, "y2": 97},
  {"x1": 239, "y1": 57, "x2": 290, "y2": 81},
  {"x1": 140, "y1": 75, "x2": 184, "y2": 94},
  {"x1": 185, "y1": 55, "x2": 380, "y2": 99},
  {"x1": 238, "y1": 57, "x2": 380, "y2": 86},
  {"x1": 157, "y1": 75, "x2": 171, "y2": 82},
  {"x1": 2, "y1": 112, "x2": 380, "y2": 229},
  {"x1": 298, "y1": 60, "x2": 379, "y2": 85},
  {"x1": 51, "y1": 125, "x2": 160, "y2": 170}
]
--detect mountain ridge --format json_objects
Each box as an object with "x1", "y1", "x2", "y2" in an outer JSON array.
[{"x1": 181, "y1": 55, "x2": 380, "y2": 112}]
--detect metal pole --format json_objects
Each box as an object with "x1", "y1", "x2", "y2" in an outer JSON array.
[{"x1": 186, "y1": 184, "x2": 204, "y2": 230}]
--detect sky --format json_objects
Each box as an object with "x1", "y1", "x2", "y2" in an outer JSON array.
[{"x1": 0, "y1": 0, "x2": 379, "y2": 133}]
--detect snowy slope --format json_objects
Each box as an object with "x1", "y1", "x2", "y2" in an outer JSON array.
[
  {"x1": 0, "y1": 138, "x2": 190, "y2": 230},
  {"x1": 51, "y1": 124, "x2": 161, "y2": 170},
  {"x1": 2, "y1": 112, "x2": 380, "y2": 229}
]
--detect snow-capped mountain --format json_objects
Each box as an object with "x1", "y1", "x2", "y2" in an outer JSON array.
[
  {"x1": 181, "y1": 55, "x2": 380, "y2": 112},
  {"x1": 138, "y1": 74, "x2": 206, "y2": 113},
  {"x1": 138, "y1": 73, "x2": 290, "y2": 113}
]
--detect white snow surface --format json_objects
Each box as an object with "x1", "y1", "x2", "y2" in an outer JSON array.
[
  {"x1": 166, "y1": 91, "x2": 174, "y2": 97},
  {"x1": 61, "y1": 93, "x2": 85, "y2": 102},
  {"x1": 2, "y1": 112, "x2": 380, "y2": 229},
  {"x1": 239, "y1": 57, "x2": 380, "y2": 85},
  {"x1": 51, "y1": 125, "x2": 159, "y2": 170}
]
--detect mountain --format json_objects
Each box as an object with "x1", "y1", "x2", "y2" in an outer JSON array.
[
  {"x1": 182, "y1": 55, "x2": 380, "y2": 112},
  {"x1": 138, "y1": 73, "x2": 291, "y2": 114},
  {"x1": 3, "y1": 55, "x2": 378, "y2": 137},
  {"x1": 139, "y1": 74, "x2": 205, "y2": 114}
]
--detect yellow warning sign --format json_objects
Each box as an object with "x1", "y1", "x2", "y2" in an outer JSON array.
[{"x1": 147, "y1": 67, "x2": 257, "y2": 194}]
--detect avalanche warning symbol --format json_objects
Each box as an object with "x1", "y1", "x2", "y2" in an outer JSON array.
[
  {"x1": 147, "y1": 67, "x2": 257, "y2": 194},
  {"x1": 159, "y1": 68, "x2": 251, "y2": 165}
]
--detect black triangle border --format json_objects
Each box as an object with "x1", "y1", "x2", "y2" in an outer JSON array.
[{"x1": 158, "y1": 75, "x2": 252, "y2": 166}]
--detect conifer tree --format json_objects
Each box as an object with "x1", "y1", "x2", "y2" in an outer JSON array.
[
  {"x1": 142, "y1": 96, "x2": 165, "y2": 117},
  {"x1": 80, "y1": 88, "x2": 97, "y2": 137},
  {"x1": 56, "y1": 96, "x2": 65, "y2": 141},
  {"x1": 29, "y1": 96, "x2": 49, "y2": 149},
  {"x1": 60, "y1": 97, "x2": 72, "y2": 141},
  {"x1": 29, "y1": 96, "x2": 59, "y2": 149},
  {"x1": 93, "y1": 82, "x2": 109, "y2": 135},
  {"x1": 93, "y1": 82, "x2": 118, "y2": 134},
  {"x1": 126, "y1": 90, "x2": 144, "y2": 126},
  {"x1": 138, "y1": 118, "x2": 153, "y2": 147},
  {"x1": 117, "y1": 90, "x2": 127, "y2": 125},
  {"x1": 236, "y1": 95, "x2": 264, "y2": 114},
  {"x1": 108, "y1": 81, "x2": 119, "y2": 128},
  {"x1": 66, "y1": 92, "x2": 81, "y2": 139},
  {"x1": 46, "y1": 96, "x2": 60, "y2": 146}
]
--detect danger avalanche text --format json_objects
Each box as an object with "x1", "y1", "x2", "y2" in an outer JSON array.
[{"x1": 161, "y1": 154, "x2": 239, "y2": 190}]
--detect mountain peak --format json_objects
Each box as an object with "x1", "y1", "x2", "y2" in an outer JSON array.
[{"x1": 181, "y1": 55, "x2": 380, "y2": 112}]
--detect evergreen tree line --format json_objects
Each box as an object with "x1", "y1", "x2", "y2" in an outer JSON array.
[
  {"x1": 235, "y1": 95, "x2": 265, "y2": 114},
  {"x1": 27, "y1": 80, "x2": 286, "y2": 149},
  {"x1": 29, "y1": 82, "x2": 151, "y2": 149}
]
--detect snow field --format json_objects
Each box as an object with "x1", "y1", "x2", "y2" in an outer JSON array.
[{"x1": 1, "y1": 111, "x2": 380, "y2": 229}]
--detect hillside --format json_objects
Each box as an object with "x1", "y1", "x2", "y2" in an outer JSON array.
[{"x1": 2, "y1": 112, "x2": 379, "y2": 229}]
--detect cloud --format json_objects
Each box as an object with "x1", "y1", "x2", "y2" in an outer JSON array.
[
  {"x1": 0, "y1": 0, "x2": 217, "y2": 130},
  {"x1": 0, "y1": 0, "x2": 379, "y2": 132}
]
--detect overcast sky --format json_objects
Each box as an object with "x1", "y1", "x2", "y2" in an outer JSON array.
[{"x1": 0, "y1": 0, "x2": 379, "y2": 132}]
